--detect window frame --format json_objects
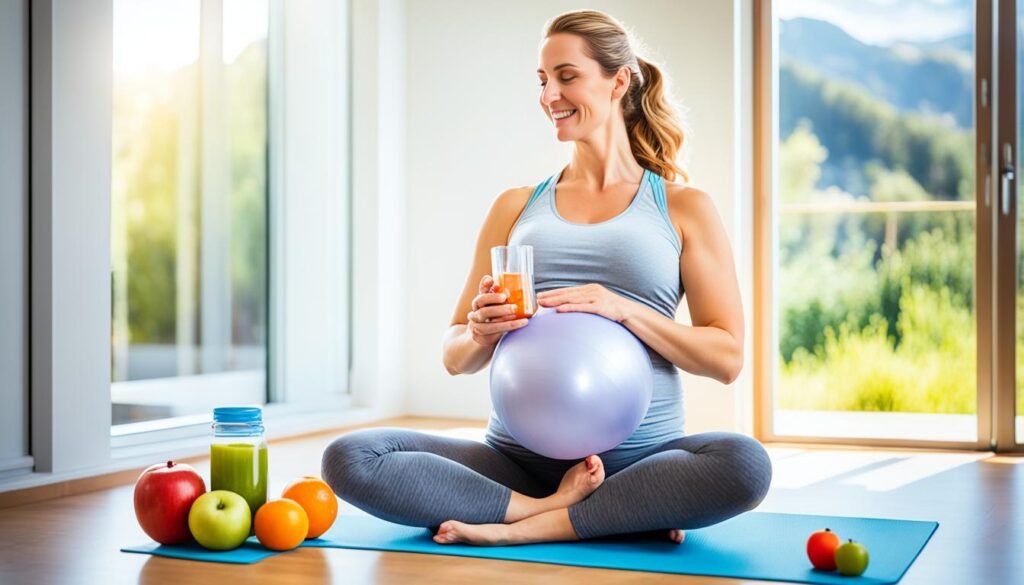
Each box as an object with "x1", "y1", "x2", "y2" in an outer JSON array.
[{"x1": 0, "y1": 0, "x2": 31, "y2": 481}]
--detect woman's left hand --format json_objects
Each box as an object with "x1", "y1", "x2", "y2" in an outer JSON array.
[{"x1": 536, "y1": 284, "x2": 633, "y2": 323}]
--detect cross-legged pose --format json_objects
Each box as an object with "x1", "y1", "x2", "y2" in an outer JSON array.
[{"x1": 322, "y1": 9, "x2": 772, "y2": 546}]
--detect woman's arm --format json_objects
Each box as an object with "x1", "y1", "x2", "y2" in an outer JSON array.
[
  {"x1": 627, "y1": 185, "x2": 744, "y2": 383},
  {"x1": 442, "y1": 186, "x2": 533, "y2": 375},
  {"x1": 536, "y1": 186, "x2": 743, "y2": 384}
]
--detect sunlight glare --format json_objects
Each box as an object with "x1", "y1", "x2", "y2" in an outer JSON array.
[
  {"x1": 223, "y1": 0, "x2": 268, "y2": 64},
  {"x1": 113, "y1": 0, "x2": 200, "y2": 75},
  {"x1": 770, "y1": 450, "x2": 897, "y2": 489},
  {"x1": 842, "y1": 452, "x2": 988, "y2": 491}
]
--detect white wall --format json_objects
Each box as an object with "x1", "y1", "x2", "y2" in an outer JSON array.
[{"x1": 396, "y1": 0, "x2": 755, "y2": 434}]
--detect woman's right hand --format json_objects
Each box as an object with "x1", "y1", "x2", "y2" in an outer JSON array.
[{"x1": 467, "y1": 275, "x2": 528, "y2": 347}]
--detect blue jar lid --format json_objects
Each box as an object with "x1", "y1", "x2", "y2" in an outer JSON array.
[{"x1": 213, "y1": 406, "x2": 263, "y2": 423}]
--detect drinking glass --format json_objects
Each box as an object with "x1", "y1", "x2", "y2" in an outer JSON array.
[{"x1": 490, "y1": 245, "x2": 537, "y2": 318}]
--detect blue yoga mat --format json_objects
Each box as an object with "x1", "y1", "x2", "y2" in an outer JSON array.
[
  {"x1": 123, "y1": 512, "x2": 937, "y2": 584},
  {"x1": 121, "y1": 538, "x2": 277, "y2": 564}
]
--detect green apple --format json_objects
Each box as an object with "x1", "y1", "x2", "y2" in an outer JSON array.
[
  {"x1": 835, "y1": 539, "x2": 870, "y2": 576},
  {"x1": 188, "y1": 490, "x2": 252, "y2": 550}
]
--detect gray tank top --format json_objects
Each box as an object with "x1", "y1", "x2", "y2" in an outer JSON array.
[{"x1": 485, "y1": 167, "x2": 687, "y2": 468}]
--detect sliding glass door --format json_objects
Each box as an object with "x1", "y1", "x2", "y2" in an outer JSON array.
[{"x1": 757, "y1": 0, "x2": 1024, "y2": 450}]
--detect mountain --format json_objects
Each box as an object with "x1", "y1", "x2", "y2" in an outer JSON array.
[
  {"x1": 905, "y1": 32, "x2": 973, "y2": 55},
  {"x1": 780, "y1": 17, "x2": 973, "y2": 129},
  {"x1": 779, "y1": 61, "x2": 973, "y2": 200}
]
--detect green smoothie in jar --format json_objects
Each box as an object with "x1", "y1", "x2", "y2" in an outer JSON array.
[{"x1": 210, "y1": 407, "x2": 268, "y2": 520}]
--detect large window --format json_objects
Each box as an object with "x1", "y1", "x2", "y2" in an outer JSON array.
[
  {"x1": 771, "y1": 0, "x2": 977, "y2": 443},
  {"x1": 111, "y1": 0, "x2": 269, "y2": 427},
  {"x1": 758, "y1": 0, "x2": 1021, "y2": 450},
  {"x1": 3, "y1": 0, "x2": 367, "y2": 486}
]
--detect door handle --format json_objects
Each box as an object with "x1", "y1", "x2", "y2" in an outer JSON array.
[{"x1": 1001, "y1": 143, "x2": 1014, "y2": 216}]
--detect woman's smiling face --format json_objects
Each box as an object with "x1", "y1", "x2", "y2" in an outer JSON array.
[{"x1": 537, "y1": 33, "x2": 627, "y2": 142}]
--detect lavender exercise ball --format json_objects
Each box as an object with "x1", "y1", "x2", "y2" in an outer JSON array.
[{"x1": 489, "y1": 308, "x2": 653, "y2": 460}]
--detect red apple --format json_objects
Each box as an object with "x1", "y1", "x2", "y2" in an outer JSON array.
[
  {"x1": 133, "y1": 460, "x2": 206, "y2": 544},
  {"x1": 806, "y1": 528, "x2": 841, "y2": 571}
]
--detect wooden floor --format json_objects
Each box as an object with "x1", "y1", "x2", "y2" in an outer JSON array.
[{"x1": 0, "y1": 417, "x2": 1021, "y2": 584}]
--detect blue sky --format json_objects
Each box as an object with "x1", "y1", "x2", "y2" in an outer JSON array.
[{"x1": 778, "y1": 0, "x2": 972, "y2": 46}]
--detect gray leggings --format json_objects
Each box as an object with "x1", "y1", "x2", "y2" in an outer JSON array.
[{"x1": 321, "y1": 427, "x2": 772, "y2": 540}]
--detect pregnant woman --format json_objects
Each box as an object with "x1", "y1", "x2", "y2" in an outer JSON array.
[{"x1": 322, "y1": 9, "x2": 772, "y2": 546}]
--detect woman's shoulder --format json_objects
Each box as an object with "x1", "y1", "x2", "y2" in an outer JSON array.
[
  {"x1": 489, "y1": 185, "x2": 536, "y2": 217},
  {"x1": 664, "y1": 182, "x2": 717, "y2": 219},
  {"x1": 663, "y1": 182, "x2": 717, "y2": 246},
  {"x1": 479, "y1": 185, "x2": 538, "y2": 238},
  {"x1": 494, "y1": 185, "x2": 535, "y2": 206},
  {"x1": 663, "y1": 181, "x2": 710, "y2": 206}
]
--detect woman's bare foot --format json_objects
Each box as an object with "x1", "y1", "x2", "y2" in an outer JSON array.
[
  {"x1": 435, "y1": 508, "x2": 577, "y2": 546},
  {"x1": 433, "y1": 520, "x2": 511, "y2": 546},
  {"x1": 502, "y1": 455, "x2": 606, "y2": 523},
  {"x1": 667, "y1": 529, "x2": 686, "y2": 544},
  {"x1": 552, "y1": 455, "x2": 605, "y2": 507}
]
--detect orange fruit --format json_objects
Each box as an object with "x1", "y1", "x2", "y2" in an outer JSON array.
[
  {"x1": 282, "y1": 476, "x2": 339, "y2": 539},
  {"x1": 254, "y1": 499, "x2": 308, "y2": 551}
]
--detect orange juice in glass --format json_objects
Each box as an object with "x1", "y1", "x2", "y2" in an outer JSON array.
[{"x1": 491, "y1": 245, "x2": 536, "y2": 318}]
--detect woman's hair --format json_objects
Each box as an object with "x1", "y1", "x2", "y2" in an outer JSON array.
[{"x1": 545, "y1": 10, "x2": 689, "y2": 183}]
